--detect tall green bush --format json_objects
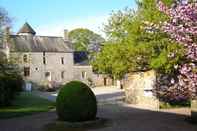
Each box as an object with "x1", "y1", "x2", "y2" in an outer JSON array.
[{"x1": 0, "y1": 56, "x2": 23, "y2": 106}]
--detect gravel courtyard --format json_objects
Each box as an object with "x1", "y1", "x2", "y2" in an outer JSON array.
[
  {"x1": 0, "y1": 87, "x2": 196, "y2": 131},
  {"x1": 33, "y1": 86, "x2": 125, "y2": 103},
  {"x1": 0, "y1": 103, "x2": 196, "y2": 131}
]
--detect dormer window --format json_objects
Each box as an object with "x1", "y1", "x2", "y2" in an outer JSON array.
[{"x1": 23, "y1": 54, "x2": 28, "y2": 63}]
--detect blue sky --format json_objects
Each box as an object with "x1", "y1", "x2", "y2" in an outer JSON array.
[{"x1": 1, "y1": 0, "x2": 136, "y2": 37}]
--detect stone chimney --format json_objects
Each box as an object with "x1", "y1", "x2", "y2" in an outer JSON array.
[{"x1": 64, "y1": 29, "x2": 69, "y2": 41}]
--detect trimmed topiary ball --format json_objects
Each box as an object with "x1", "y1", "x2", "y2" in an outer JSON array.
[{"x1": 56, "y1": 81, "x2": 97, "y2": 122}]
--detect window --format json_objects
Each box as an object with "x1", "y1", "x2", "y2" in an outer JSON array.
[
  {"x1": 43, "y1": 52, "x2": 46, "y2": 65},
  {"x1": 61, "y1": 71, "x2": 65, "y2": 79},
  {"x1": 81, "y1": 71, "x2": 87, "y2": 79},
  {"x1": 61, "y1": 57, "x2": 64, "y2": 64},
  {"x1": 23, "y1": 54, "x2": 28, "y2": 63},
  {"x1": 45, "y1": 72, "x2": 51, "y2": 81},
  {"x1": 45, "y1": 72, "x2": 50, "y2": 78},
  {"x1": 43, "y1": 57, "x2": 46, "y2": 65},
  {"x1": 24, "y1": 67, "x2": 30, "y2": 77}
]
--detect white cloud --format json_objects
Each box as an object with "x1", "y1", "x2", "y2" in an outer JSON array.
[{"x1": 35, "y1": 15, "x2": 109, "y2": 38}]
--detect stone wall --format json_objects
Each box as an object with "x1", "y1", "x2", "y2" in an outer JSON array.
[
  {"x1": 11, "y1": 52, "x2": 74, "y2": 88},
  {"x1": 92, "y1": 74, "x2": 114, "y2": 87},
  {"x1": 124, "y1": 70, "x2": 159, "y2": 109},
  {"x1": 10, "y1": 51, "x2": 118, "y2": 89},
  {"x1": 73, "y1": 65, "x2": 93, "y2": 85}
]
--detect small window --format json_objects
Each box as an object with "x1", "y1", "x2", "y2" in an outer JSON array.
[
  {"x1": 43, "y1": 57, "x2": 46, "y2": 65},
  {"x1": 61, "y1": 71, "x2": 65, "y2": 79},
  {"x1": 43, "y1": 51, "x2": 46, "y2": 56},
  {"x1": 81, "y1": 71, "x2": 87, "y2": 79},
  {"x1": 43, "y1": 52, "x2": 46, "y2": 65},
  {"x1": 23, "y1": 54, "x2": 28, "y2": 63},
  {"x1": 61, "y1": 57, "x2": 64, "y2": 65},
  {"x1": 24, "y1": 67, "x2": 30, "y2": 77}
]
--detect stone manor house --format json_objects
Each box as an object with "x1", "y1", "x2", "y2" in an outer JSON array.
[{"x1": 0, "y1": 23, "x2": 93, "y2": 88}]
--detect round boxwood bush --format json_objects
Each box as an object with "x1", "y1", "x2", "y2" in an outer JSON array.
[{"x1": 56, "y1": 81, "x2": 97, "y2": 122}]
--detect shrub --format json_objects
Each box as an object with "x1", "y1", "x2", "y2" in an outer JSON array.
[
  {"x1": 0, "y1": 73, "x2": 23, "y2": 106},
  {"x1": 56, "y1": 81, "x2": 97, "y2": 122},
  {"x1": 159, "y1": 100, "x2": 190, "y2": 109}
]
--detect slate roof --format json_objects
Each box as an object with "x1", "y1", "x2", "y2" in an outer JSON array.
[
  {"x1": 17, "y1": 22, "x2": 36, "y2": 35},
  {"x1": 10, "y1": 35, "x2": 73, "y2": 52}
]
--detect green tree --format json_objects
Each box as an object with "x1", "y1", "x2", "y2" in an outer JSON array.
[
  {"x1": 93, "y1": 0, "x2": 185, "y2": 79},
  {"x1": 68, "y1": 28, "x2": 105, "y2": 52},
  {"x1": 0, "y1": 7, "x2": 23, "y2": 106},
  {"x1": 0, "y1": 7, "x2": 10, "y2": 44}
]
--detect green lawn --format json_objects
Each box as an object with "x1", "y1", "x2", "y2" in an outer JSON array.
[{"x1": 0, "y1": 92, "x2": 55, "y2": 119}]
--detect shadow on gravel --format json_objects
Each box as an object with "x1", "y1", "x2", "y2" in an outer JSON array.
[
  {"x1": 0, "y1": 103, "x2": 196, "y2": 131},
  {"x1": 43, "y1": 118, "x2": 111, "y2": 131},
  {"x1": 96, "y1": 104, "x2": 197, "y2": 131}
]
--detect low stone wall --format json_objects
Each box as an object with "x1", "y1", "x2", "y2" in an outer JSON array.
[
  {"x1": 124, "y1": 70, "x2": 159, "y2": 110},
  {"x1": 92, "y1": 74, "x2": 114, "y2": 87},
  {"x1": 73, "y1": 65, "x2": 93, "y2": 85}
]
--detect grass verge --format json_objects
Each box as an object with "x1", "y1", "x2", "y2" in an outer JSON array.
[{"x1": 0, "y1": 92, "x2": 55, "y2": 119}]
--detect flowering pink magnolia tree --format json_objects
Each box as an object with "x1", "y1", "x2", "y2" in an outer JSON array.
[{"x1": 157, "y1": 0, "x2": 197, "y2": 99}]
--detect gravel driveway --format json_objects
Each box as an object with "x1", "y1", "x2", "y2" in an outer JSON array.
[
  {"x1": 33, "y1": 86, "x2": 125, "y2": 103},
  {"x1": 0, "y1": 103, "x2": 196, "y2": 131}
]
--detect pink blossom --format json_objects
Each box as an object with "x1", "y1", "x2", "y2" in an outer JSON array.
[{"x1": 157, "y1": 1, "x2": 197, "y2": 99}]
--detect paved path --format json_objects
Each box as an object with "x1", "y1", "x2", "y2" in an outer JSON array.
[
  {"x1": 33, "y1": 86, "x2": 125, "y2": 104},
  {"x1": 0, "y1": 103, "x2": 196, "y2": 131}
]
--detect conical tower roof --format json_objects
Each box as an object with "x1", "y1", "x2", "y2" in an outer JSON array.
[{"x1": 17, "y1": 22, "x2": 36, "y2": 35}]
